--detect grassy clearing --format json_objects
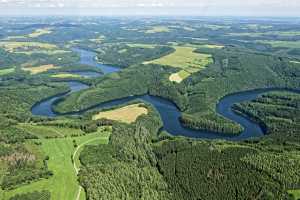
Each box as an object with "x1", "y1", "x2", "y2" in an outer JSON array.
[
  {"x1": 1, "y1": 129, "x2": 111, "y2": 200},
  {"x1": 169, "y1": 70, "x2": 191, "y2": 83},
  {"x1": 28, "y1": 28, "x2": 52, "y2": 38},
  {"x1": 17, "y1": 124, "x2": 85, "y2": 138},
  {"x1": 22, "y1": 64, "x2": 60, "y2": 75},
  {"x1": 288, "y1": 189, "x2": 300, "y2": 199},
  {"x1": 257, "y1": 40, "x2": 300, "y2": 48},
  {"x1": 145, "y1": 46, "x2": 212, "y2": 73},
  {"x1": 144, "y1": 26, "x2": 170, "y2": 34},
  {"x1": 0, "y1": 42, "x2": 57, "y2": 52},
  {"x1": 51, "y1": 73, "x2": 81, "y2": 79},
  {"x1": 127, "y1": 43, "x2": 156, "y2": 48},
  {"x1": 290, "y1": 60, "x2": 300, "y2": 64},
  {"x1": 93, "y1": 103, "x2": 148, "y2": 124},
  {"x1": 0, "y1": 68, "x2": 14, "y2": 76},
  {"x1": 145, "y1": 46, "x2": 212, "y2": 82}
]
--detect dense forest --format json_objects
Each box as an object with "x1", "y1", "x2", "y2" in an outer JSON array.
[{"x1": 0, "y1": 17, "x2": 300, "y2": 200}]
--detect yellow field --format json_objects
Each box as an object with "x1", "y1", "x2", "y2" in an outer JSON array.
[
  {"x1": 0, "y1": 42, "x2": 57, "y2": 53},
  {"x1": 51, "y1": 73, "x2": 81, "y2": 78},
  {"x1": 92, "y1": 104, "x2": 148, "y2": 124},
  {"x1": 28, "y1": 28, "x2": 52, "y2": 38},
  {"x1": 145, "y1": 46, "x2": 212, "y2": 82},
  {"x1": 145, "y1": 26, "x2": 170, "y2": 34},
  {"x1": 22, "y1": 64, "x2": 60, "y2": 75},
  {"x1": 169, "y1": 70, "x2": 191, "y2": 83}
]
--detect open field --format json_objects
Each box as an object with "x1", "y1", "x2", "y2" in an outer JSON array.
[
  {"x1": 288, "y1": 189, "x2": 300, "y2": 200},
  {"x1": 0, "y1": 68, "x2": 14, "y2": 76},
  {"x1": 0, "y1": 129, "x2": 111, "y2": 200},
  {"x1": 144, "y1": 26, "x2": 170, "y2": 34},
  {"x1": 290, "y1": 60, "x2": 300, "y2": 64},
  {"x1": 17, "y1": 124, "x2": 85, "y2": 138},
  {"x1": 51, "y1": 73, "x2": 81, "y2": 78},
  {"x1": 144, "y1": 46, "x2": 212, "y2": 73},
  {"x1": 0, "y1": 42, "x2": 57, "y2": 52},
  {"x1": 22, "y1": 64, "x2": 60, "y2": 75},
  {"x1": 28, "y1": 28, "x2": 52, "y2": 38},
  {"x1": 145, "y1": 46, "x2": 212, "y2": 82},
  {"x1": 92, "y1": 103, "x2": 148, "y2": 123},
  {"x1": 127, "y1": 43, "x2": 156, "y2": 48},
  {"x1": 169, "y1": 70, "x2": 191, "y2": 83}
]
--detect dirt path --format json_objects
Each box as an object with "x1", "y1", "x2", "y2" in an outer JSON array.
[{"x1": 73, "y1": 138, "x2": 101, "y2": 200}]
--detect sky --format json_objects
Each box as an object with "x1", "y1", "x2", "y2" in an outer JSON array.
[{"x1": 0, "y1": 0, "x2": 300, "y2": 16}]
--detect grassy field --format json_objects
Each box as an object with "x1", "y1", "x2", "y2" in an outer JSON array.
[
  {"x1": 0, "y1": 42, "x2": 57, "y2": 52},
  {"x1": 145, "y1": 46, "x2": 213, "y2": 82},
  {"x1": 0, "y1": 68, "x2": 14, "y2": 76},
  {"x1": 17, "y1": 124, "x2": 85, "y2": 138},
  {"x1": 51, "y1": 73, "x2": 81, "y2": 78},
  {"x1": 28, "y1": 28, "x2": 52, "y2": 38},
  {"x1": 127, "y1": 43, "x2": 156, "y2": 48},
  {"x1": 290, "y1": 60, "x2": 300, "y2": 64},
  {"x1": 22, "y1": 64, "x2": 60, "y2": 75},
  {"x1": 0, "y1": 129, "x2": 111, "y2": 200},
  {"x1": 169, "y1": 70, "x2": 191, "y2": 83},
  {"x1": 93, "y1": 104, "x2": 148, "y2": 124},
  {"x1": 144, "y1": 26, "x2": 170, "y2": 34},
  {"x1": 288, "y1": 189, "x2": 300, "y2": 200}
]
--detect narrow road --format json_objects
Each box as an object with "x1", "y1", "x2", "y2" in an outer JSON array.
[{"x1": 73, "y1": 137, "x2": 102, "y2": 200}]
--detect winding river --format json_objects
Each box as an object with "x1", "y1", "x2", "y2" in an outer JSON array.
[{"x1": 31, "y1": 48, "x2": 298, "y2": 140}]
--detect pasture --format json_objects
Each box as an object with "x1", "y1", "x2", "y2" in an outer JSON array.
[
  {"x1": 28, "y1": 28, "x2": 52, "y2": 38},
  {"x1": 0, "y1": 42, "x2": 57, "y2": 53},
  {"x1": 145, "y1": 46, "x2": 213, "y2": 82},
  {"x1": 144, "y1": 26, "x2": 170, "y2": 34},
  {"x1": 0, "y1": 68, "x2": 14, "y2": 76},
  {"x1": 92, "y1": 103, "x2": 148, "y2": 123},
  {"x1": 169, "y1": 70, "x2": 190, "y2": 83},
  {"x1": 22, "y1": 64, "x2": 60, "y2": 75},
  {"x1": 51, "y1": 73, "x2": 81, "y2": 78},
  {"x1": 1, "y1": 129, "x2": 111, "y2": 200}
]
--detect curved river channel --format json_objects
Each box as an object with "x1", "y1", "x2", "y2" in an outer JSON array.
[{"x1": 32, "y1": 48, "x2": 299, "y2": 140}]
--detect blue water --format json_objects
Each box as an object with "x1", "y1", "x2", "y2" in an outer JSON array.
[{"x1": 31, "y1": 48, "x2": 300, "y2": 140}]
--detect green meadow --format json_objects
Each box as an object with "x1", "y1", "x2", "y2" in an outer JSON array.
[{"x1": 0, "y1": 129, "x2": 111, "y2": 200}]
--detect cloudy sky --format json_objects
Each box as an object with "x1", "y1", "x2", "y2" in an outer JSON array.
[{"x1": 0, "y1": 0, "x2": 299, "y2": 16}]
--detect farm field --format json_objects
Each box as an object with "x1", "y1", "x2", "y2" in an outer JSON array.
[
  {"x1": 51, "y1": 73, "x2": 81, "y2": 78},
  {"x1": 92, "y1": 103, "x2": 148, "y2": 123},
  {"x1": 22, "y1": 64, "x2": 60, "y2": 74},
  {"x1": 145, "y1": 46, "x2": 212, "y2": 82},
  {"x1": 257, "y1": 40, "x2": 300, "y2": 48},
  {"x1": 144, "y1": 26, "x2": 170, "y2": 33},
  {"x1": 0, "y1": 68, "x2": 14, "y2": 76},
  {"x1": 0, "y1": 129, "x2": 111, "y2": 200}
]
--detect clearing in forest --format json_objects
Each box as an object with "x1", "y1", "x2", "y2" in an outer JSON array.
[
  {"x1": 0, "y1": 68, "x2": 14, "y2": 76},
  {"x1": 92, "y1": 104, "x2": 148, "y2": 123},
  {"x1": 144, "y1": 26, "x2": 170, "y2": 34},
  {"x1": 51, "y1": 73, "x2": 81, "y2": 78},
  {"x1": 2, "y1": 129, "x2": 111, "y2": 200},
  {"x1": 145, "y1": 46, "x2": 213, "y2": 83},
  {"x1": 22, "y1": 64, "x2": 60, "y2": 75}
]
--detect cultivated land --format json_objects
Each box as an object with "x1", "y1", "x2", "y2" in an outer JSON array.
[
  {"x1": 257, "y1": 40, "x2": 300, "y2": 48},
  {"x1": 22, "y1": 64, "x2": 60, "y2": 75},
  {"x1": 0, "y1": 42, "x2": 57, "y2": 52},
  {"x1": 145, "y1": 46, "x2": 213, "y2": 82},
  {"x1": 0, "y1": 68, "x2": 14, "y2": 76},
  {"x1": 51, "y1": 73, "x2": 81, "y2": 78},
  {"x1": 28, "y1": 28, "x2": 53, "y2": 38},
  {"x1": 144, "y1": 26, "x2": 170, "y2": 33},
  {"x1": 1, "y1": 129, "x2": 111, "y2": 200},
  {"x1": 92, "y1": 104, "x2": 148, "y2": 123}
]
